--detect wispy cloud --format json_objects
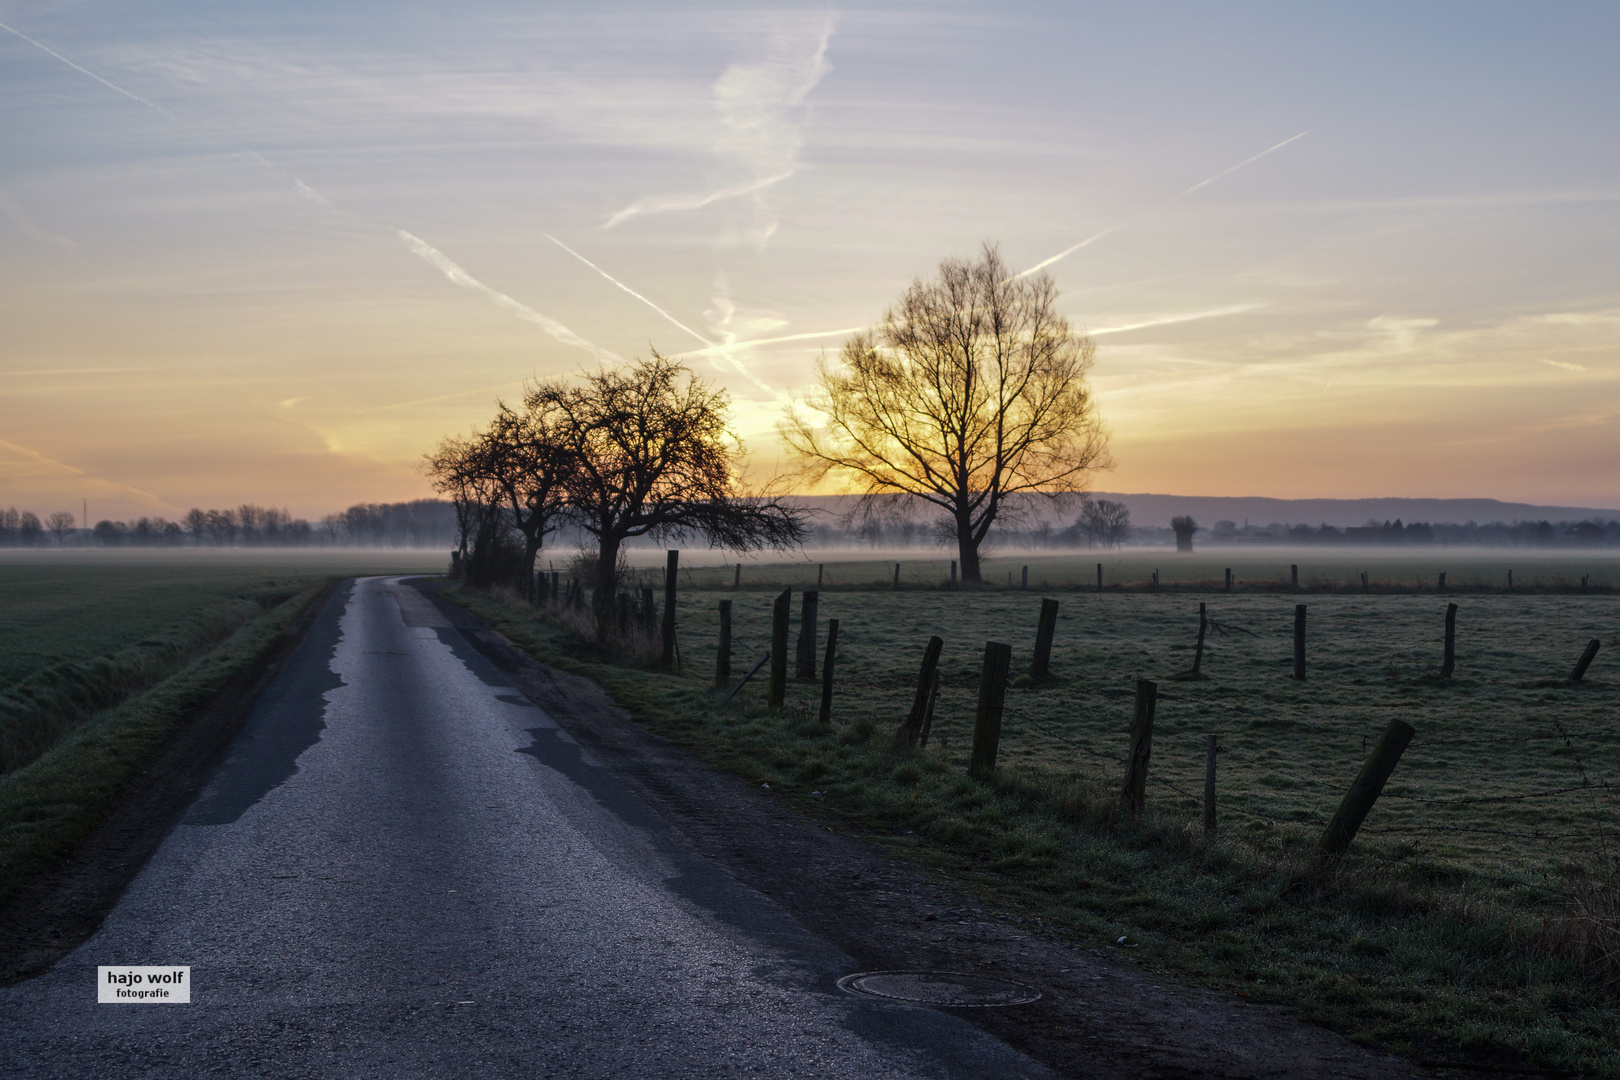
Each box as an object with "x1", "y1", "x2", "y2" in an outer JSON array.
[
  {"x1": 0, "y1": 187, "x2": 73, "y2": 247},
  {"x1": 1542, "y1": 358, "x2": 1589, "y2": 372},
  {"x1": 0, "y1": 439, "x2": 171, "y2": 509},
  {"x1": 396, "y1": 230, "x2": 618, "y2": 362},
  {"x1": 603, "y1": 14, "x2": 836, "y2": 246}
]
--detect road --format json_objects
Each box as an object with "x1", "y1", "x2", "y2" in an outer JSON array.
[{"x1": 1, "y1": 577, "x2": 1055, "y2": 1079}]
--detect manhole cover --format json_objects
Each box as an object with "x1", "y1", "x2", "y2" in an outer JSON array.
[{"x1": 836, "y1": 970, "x2": 1041, "y2": 1007}]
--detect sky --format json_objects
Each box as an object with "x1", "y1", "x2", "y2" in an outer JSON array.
[{"x1": 2, "y1": 1, "x2": 1619, "y2": 522}]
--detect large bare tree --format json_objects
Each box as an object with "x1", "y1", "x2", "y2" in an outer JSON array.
[
  {"x1": 781, "y1": 242, "x2": 1109, "y2": 583},
  {"x1": 530, "y1": 353, "x2": 806, "y2": 635}
]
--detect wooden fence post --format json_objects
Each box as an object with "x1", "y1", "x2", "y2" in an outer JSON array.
[
  {"x1": 640, "y1": 587, "x2": 656, "y2": 632},
  {"x1": 969, "y1": 641, "x2": 1012, "y2": 777},
  {"x1": 1317, "y1": 720, "x2": 1416, "y2": 858},
  {"x1": 1361, "y1": 571, "x2": 1369, "y2": 591},
  {"x1": 1191, "y1": 602, "x2": 1207, "y2": 676},
  {"x1": 1119, "y1": 679, "x2": 1157, "y2": 814},
  {"x1": 733, "y1": 563, "x2": 741, "y2": 589},
  {"x1": 1570, "y1": 639, "x2": 1601, "y2": 683},
  {"x1": 1441, "y1": 602, "x2": 1457, "y2": 678},
  {"x1": 1225, "y1": 568, "x2": 1232, "y2": 592},
  {"x1": 715, "y1": 600, "x2": 732, "y2": 689},
  {"x1": 661, "y1": 550, "x2": 679, "y2": 667},
  {"x1": 950, "y1": 560, "x2": 957, "y2": 586},
  {"x1": 904, "y1": 636, "x2": 945, "y2": 744},
  {"x1": 919, "y1": 668, "x2": 942, "y2": 748},
  {"x1": 1438, "y1": 571, "x2": 1447, "y2": 592},
  {"x1": 615, "y1": 592, "x2": 632, "y2": 632},
  {"x1": 1097, "y1": 563, "x2": 1103, "y2": 593},
  {"x1": 1152, "y1": 569, "x2": 1159, "y2": 592},
  {"x1": 1293, "y1": 604, "x2": 1307, "y2": 680},
  {"x1": 551, "y1": 571, "x2": 560, "y2": 604},
  {"x1": 1032, "y1": 598, "x2": 1060, "y2": 679},
  {"x1": 894, "y1": 563, "x2": 901, "y2": 589},
  {"x1": 769, "y1": 588, "x2": 791, "y2": 708},
  {"x1": 1507, "y1": 569, "x2": 1513, "y2": 590},
  {"x1": 1291, "y1": 564, "x2": 1299, "y2": 589},
  {"x1": 1022, "y1": 565, "x2": 1029, "y2": 589},
  {"x1": 1203, "y1": 734, "x2": 1218, "y2": 835},
  {"x1": 796, "y1": 590, "x2": 819, "y2": 681},
  {"x1": 818, "y1": 563, "x2": 824, "y2": 586},
  {"x1": 819, "y1": 619, "x2": 840, "y2": 724}
]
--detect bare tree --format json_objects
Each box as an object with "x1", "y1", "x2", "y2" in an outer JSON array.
[
  {"x1": 477, "y1": 397, "x2": 575, "y2": 596},
  {"x1": 184, "y1": 508, "x2": 207, "y2": 545},
  {"x1": 46, "y1": 511, "x2": 76, "y2": 546},
  {"x1": 1078, "y1": 499, "x2": 1132, "y2": 548},
  {"x1": 531, "y1": 353, "x2": 806, "y2": 635},
  {"x1": 1171, "y1": 515, "x2": 1198, "y2": 553},
  {"x1": 424, "y1": 434, "x2": 502, "y2": 568},
  {"x1": 781, "y1": 242, "x2": 1109, "y2": 583}
]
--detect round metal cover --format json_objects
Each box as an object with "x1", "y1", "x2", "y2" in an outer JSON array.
[{"x1": 836, "y1": 970, "x2": 1040, "y2": 1007}]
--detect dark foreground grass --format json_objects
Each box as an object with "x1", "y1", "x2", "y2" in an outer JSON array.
[
  {"x1": 452, "y1": 583, "x2": 1620, "y2": 1079},
  {"x1": 0, "y1": 582, "x2": 327, "y2": 908}
]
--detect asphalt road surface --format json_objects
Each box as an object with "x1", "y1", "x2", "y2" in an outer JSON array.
[{"x1": 1, "y1": 577, "x2": 1056, "y2": 1079}]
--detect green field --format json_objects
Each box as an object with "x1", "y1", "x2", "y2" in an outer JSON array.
[
  {"x1": 0, "y1": 551, "x2": 443, "y2": 907},
  {"x1": 458, "y1": 549, "x2": 1620, "y2": 1077}
]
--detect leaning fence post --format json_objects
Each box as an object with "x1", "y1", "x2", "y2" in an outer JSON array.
[
  {"x1": 1031, "y1": 598, "x2": 1060, "y2": 679},
  {"x1": 969, "y1": 641, "x2": 1012, "y2": 777},
  {"x1": 715, "y1": 600, "x2": 733, "y2": 689},
  {"x1": 1317, "y1": 720, "x2": 1416, "y2": 858},
  {"x1": 768, "y1": 588, "x2": 791, "y2": 708},
  {"x1": 1119, "y1": 679, "x2": 1157, "y2": 815},
  {"x1": 919, "y1": 668, "x2": 942, "y2": 748},
  {"x1": 1204, "y1": 734, "x2": 1218, "y2": 835},
  {"x1": 1191, "y1": 602, "x2": 1207, "y2": 676},
  {"x1": 1570, "y1": 639, "x2": 1601, "y2": 683},
  {"x1": 796, "y1": 590, "x2": 819, "y2": 681},
  {"x1": 819, "y1": 619, "x2": 840, "y2": 724},
  {"x1": 1441, "y1": 602, "x2": 1457, "y2": 678},
  {"x1": 1293, "y1": 604, "x2": 1307, "y2": 680},
  {"x1": 661, "y1": 550, "x2": 679, "y2": 667},
  {"x1": 904, "y1": 636, "x2": 945, "y2": 743}
]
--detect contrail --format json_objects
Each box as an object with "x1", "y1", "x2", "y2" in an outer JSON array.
[
  {"x1": 1016, "y1": 130, "x2": 1312, "y2": 278},
  {"x1": 603, "y1": 169, "x2": 796, "y2": 230},
  {"x1": 678, "y1": 326, "x2": 865, "y2": 356},
  {"x1": 542, "y1": 233, "x2": 714, "y2": 348},
  {"x1": 398, "y1": 231, "x2": 618, "y2": 362}
]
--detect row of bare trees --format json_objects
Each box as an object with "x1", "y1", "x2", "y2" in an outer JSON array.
[
  {"x1": 428, "y1": 241, "x2": 1113, "y2": 620},
  {"x1": 426, "y1": 355, "x2": 807, "y2": 635}
]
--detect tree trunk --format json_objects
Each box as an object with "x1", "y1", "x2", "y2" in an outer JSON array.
[
  {"x1": 593, "y1": 532, "x2": 621, "y2": 639},
  {"x1": 956, "y1": 513, "x2": 982, "y2": 584}
]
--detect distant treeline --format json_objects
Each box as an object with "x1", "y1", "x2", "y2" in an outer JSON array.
[
  {"x1": 0, "y1": 501, "x2": 459, "y2": 548},
  {"x1": 4, "y1": 499, "x2": 1617, "y2": 550}
]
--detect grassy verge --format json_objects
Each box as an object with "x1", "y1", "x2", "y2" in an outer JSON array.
[
  {"x1": 449, "y1": 582, "x2": 1620, "y2": 1080},
  {"x1": 0, "y1": 582, "x2": 328, "y2": 908}
]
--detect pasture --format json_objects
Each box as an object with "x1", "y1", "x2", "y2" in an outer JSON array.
[{"x1": 465, "y1": 546, "x2": 1620, "y2": 1076}]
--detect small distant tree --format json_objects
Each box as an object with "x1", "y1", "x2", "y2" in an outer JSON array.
[
  {"x1": 531, "y1": 353, "x2": 807, "y2": 636},
  {"x1": 1171, "y1": 515, "x2": 1198, "y2": 553},
  {"x1": 184, "y1": 508, "x2": 207, "y2": 545},
  {"x1": 781, "y1": 242, "x2": 1109, "y2": 584},
  {"x1": 1078, "y1": 499, "x2": 1131, "y2": 548},
  {"x1": 18, "y1": 512, "x2": 42, "y2": 546},
  {"x1": 46, "y1": 511, "x2": 77, "y2": 546},
  {"x1": 424, "y1": 434, "x2": 503, "y2": 570}
]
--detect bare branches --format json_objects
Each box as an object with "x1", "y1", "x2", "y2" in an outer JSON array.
[{"x1": 780, "y1": 241, "x2": 1110, "y2": 582}]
